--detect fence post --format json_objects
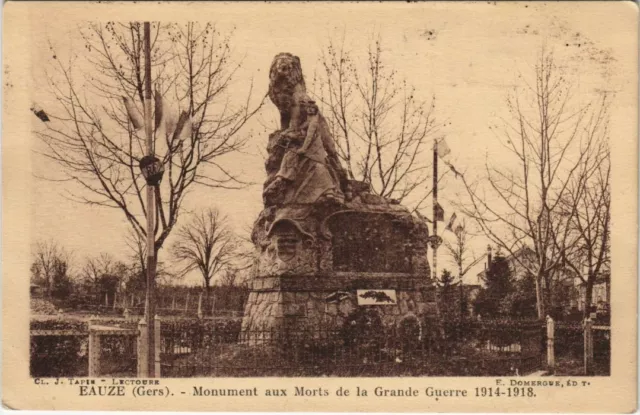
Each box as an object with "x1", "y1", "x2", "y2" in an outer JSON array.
[
  {"x1": 88, "y1": 318, "x2": 101, "y2": 377},
  {"x1": 583, "y1": 317, "x2": 594, "y2": 375},
  {"x1": 546, "y1": 315, "x2": 555, "y2": 372},
  {"x1": 137, "y1": 318, "x2": 149, "y2": 378},
  {"x1": 154, "y1": 315, "x2": 161, "y2": 377},
  {"x1": 197, "y1": 293, "x2": 203, "y2": 319}
]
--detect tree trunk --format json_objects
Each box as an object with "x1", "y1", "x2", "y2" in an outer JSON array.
[
  {"x1": 535, "y1": 275, "x2": 545, "y2": 319},
  {"x1": 543, "y1": 280, "x2": 552, "y2": 319},
  {"x1": 584, "y1": 277, "x2": 594, "y2": 319},
  {"x1": 204, "y1": 279, "x2": 211, "y2": 316},
  {"x1": 46, "y1": 275, "x2": 53, "y2": 299}
]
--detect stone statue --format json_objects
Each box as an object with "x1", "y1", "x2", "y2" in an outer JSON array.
[
  {"x1": 264, "y1": 100, "x2": 344, "y2": 205},
  {"x1": 268, "y1": 52, "x2": 308, "y2": 132},
  {"x1": 265, "y1": 53, "x2": 350, "y2": 206}
]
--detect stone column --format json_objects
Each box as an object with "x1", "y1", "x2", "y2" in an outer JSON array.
[
  {"x1": 137, "y1": 318, "x2": 148, "y2": 378},
  {"x1": 88, "y1": 324, "x2": 101, "y2": 377},
  {"x1": 583, "y1": 317, "x2": 594, "y2": 375},
  {"x1": 546, "y1": 315, "x2": 555, "y2": 371},
  {"x1": 154, "y1": 315, "x2": 161, "y2": 377}
]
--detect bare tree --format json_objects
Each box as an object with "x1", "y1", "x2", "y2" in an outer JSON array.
[
  {"x1": 313, "y1": 35, "x2": 440, "y2": 210},
  {"x1": 458, "y1": 48, "x2": 611, "y2": 319},
  {"x1": 218, "y1": 268, "x2": 239, "y2": 287},
  {"x1": 562, "y1": 144, "x2": 610, "y2": 317},
  {"x1": 81, "y1": 253, "x2": 131, "y2": 304},
  {"x1": 81, "y1": 253, "x2": 116, "y2": 296},
  {"x1": 171, "y1": 207, "x2": 239, "y2": 296},
  {"x1": 31, "y1": 240, "x2": 72, "y2": 298},
  {"x1": 36, "y1": 22, "x2": 263, "y2": 260},
  {"x1": 125, "y1": 227, "x2": 149, "y2": 277},
  {"x1": 123, "y1": 228, "x2": 177, "y2": 287},
  {"x1": 442, "y1": 221, "x2": 484, "y2": 284},
  {"x1": 442, "y1": 222, "x2": 484, "y2": 318}
]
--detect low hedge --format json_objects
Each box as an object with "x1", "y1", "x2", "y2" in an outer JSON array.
[{"x1": 30, "y1": 319, "x2": 87, "y2": 332}]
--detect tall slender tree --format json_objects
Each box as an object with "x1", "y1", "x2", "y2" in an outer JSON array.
[
  {"x1": 36, "y1": 22, "x2": 263, "y2": 261},
  {"x1": 313, "y1": 35, "x2": 441, "y2": 211},
  {"x1": 562, "y1": 144, "x2": 611, "y2": 317},
  {"x1": 459, "y1": 48, "x2": 611, "y2": 318}
]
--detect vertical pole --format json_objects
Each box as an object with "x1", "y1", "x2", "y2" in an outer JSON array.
[
  {"x1": 88, "y1": 326, "x2": 101, "y2": 377},
  {"x1": 197, "y1": 292, "x2": 203, "y2": 319},
  {"x1": 583, "y1": 317, "x2": 593, "y2": 375},
  {"x1": 143, "y1": 21, "x2": 156, "y2": 378},
  {"x1": 432, "y1": 138, "x2": 445, "y2": 339},
  {"x1": 432, "y1": 139, "x2": 438, "y2": 283},
  {"x1": 137, "y1": 318, "x2": 149, "y2": 377},
  {"x1": 154, "y1": 315, "x2": 161, "y2": 377},
  {"x1": 546, "y1": 315, "x2": 555, "y2": 372},
  {"x1": 459, "y1": 263, "x2": 464, "y2": 319}
]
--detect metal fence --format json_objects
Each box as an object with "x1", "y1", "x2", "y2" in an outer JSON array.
[
  {"x1": 91, "y1": 332, "x2": 137, "y2": 377},
  {"x1": 29, "y1": 315, "x2": 610, "y2": 378},
  {"x1": 554, "y1": 321, "x2": 610, "y2": 376},
  {"x1": 555, "y1": 323, "x2": 584, "y2": 358},
  {"x1": 591, "y1": 325, "x2": 611, "y2": 375},
  {"x1": 160, "y1": 318, "x2": 546, "y2": 377},
  {"x1": 30, "y1": 324, "x2": 138, "y2": 378},
  {"x1": 440, "y1": 319, "x2": 546, "y2": 376},
  {"x1": 592, "y1": 325, "x2": 611, "y2": 367}
]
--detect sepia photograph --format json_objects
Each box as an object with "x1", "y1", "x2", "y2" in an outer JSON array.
[{"x1": 3, "y1": 1, "x2": 637, "y2": 412}]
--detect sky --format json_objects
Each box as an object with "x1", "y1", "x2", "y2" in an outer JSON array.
[{"x1": 27, "y1": 2, "x2": 637, "y2": 285}]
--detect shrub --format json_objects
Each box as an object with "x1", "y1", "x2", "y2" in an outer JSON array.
[{"x1": 30, "y1": 336, "x2": 88, "y2": 377}]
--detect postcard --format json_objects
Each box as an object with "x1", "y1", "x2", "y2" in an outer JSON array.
[{"x1": 2, "y1": 1, "x2": 637, "y2": 412}]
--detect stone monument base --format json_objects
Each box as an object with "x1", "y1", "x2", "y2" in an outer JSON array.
[{"x1": 240, "y1": 273, "x2": 437, "y2": 343}]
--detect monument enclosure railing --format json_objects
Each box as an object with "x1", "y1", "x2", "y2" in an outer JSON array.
[{"x1": 30, "y1": 316, "x2": 609, "y2": 377}]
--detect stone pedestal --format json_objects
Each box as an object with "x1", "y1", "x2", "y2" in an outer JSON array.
[
  {"x1": 241, "y1": 205, "x2": 435, "y2": 341},
  {"x1": 241, "y1": 273, "x2": 436, "y2": 335}
]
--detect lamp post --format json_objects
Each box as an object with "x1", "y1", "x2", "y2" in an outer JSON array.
[
  {"x1": 139, "y1": 155, "x2": 165, "y2": 379},
  {"x1": 139, "y1": 154, "x2": 164, "y2": 378},
  {"x1": 139, "y1": 21, "x2": 165, "y2": 378}
]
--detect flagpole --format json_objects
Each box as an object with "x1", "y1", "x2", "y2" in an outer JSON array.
[
  {"x1": 432, "y1": 138, "x2": 438, "y2": 285},
  {"x1": 459, "y1": 261, "x2": 464, "y2": 319}
]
